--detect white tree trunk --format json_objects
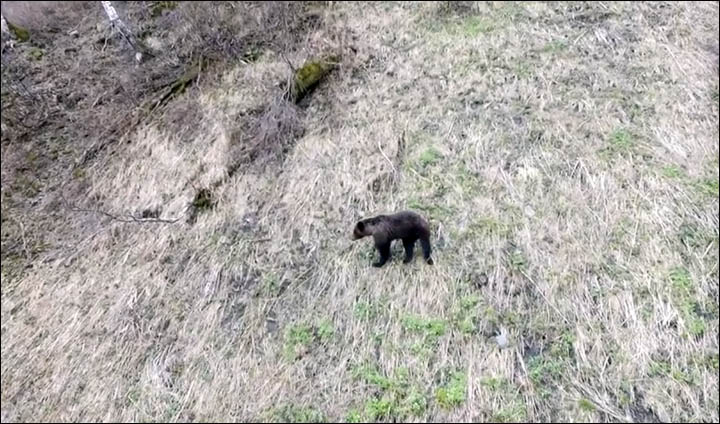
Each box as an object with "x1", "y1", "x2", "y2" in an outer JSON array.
[
  {"x1": 100, "y1": 1, "x2": 120, "y2": 22},
  {"x1": 1, "y1": 13, "x2": 17, "y2": 50},
  {"x1": 1, "y1": 13, "x2": 10, "y2": 36},
  {"x1": 100, "y1": 1, "x2": 151, "y2": 62}
]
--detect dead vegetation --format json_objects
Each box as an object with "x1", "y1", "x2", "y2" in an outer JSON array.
[{"x1": 2, "y1": 1, "x2": 719, "y2": 423}]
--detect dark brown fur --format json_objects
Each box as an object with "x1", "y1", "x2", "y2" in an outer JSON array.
[{"x1": 351, "y1": 210, "x2": 434, "y2": 267}]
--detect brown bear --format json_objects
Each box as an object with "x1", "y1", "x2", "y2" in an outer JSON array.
[{"x1": 352, "y1": 210, "x2": 434, "y2": 267}]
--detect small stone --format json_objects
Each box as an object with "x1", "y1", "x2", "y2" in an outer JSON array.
[{"x1": 494, "y1": 327, "x2": 509, "y2": 348}]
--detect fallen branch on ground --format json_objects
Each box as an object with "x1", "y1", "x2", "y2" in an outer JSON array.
[{"x1": 61, "y1": 193, "x2": 187, "y2": 224}]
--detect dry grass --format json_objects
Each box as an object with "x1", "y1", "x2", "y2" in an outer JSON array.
[{"x1": 2, "y1": 1, "x2": 719, "y2": 422}]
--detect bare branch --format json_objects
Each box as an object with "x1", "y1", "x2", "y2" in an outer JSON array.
[{"x1": 60, "y1": 192, "x2": 186, "y2": 224}]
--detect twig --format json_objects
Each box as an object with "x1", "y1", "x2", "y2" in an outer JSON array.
[
  {"x1": 12, "y1": 218, "x2": 30, "y2": 259},
  {"x1": 571, "y1": 382, "x2": 629, "y2": 422},
  {"x1": 61, "y1": 192, "x2": 187, "y2": 224},
  {"x1": 572, "y1": 29, "x2": 588, "y2": 46},
  {"x1": 515, "y1": 348, "x2": 538, "y2": 421},
  {"x1": 278, "y1": 49, "x2": 296, "y2": 73},
  {"x1": 377, "y1": 139, "x2": 396, "y2": 174},
  {"x1": 68, "y1": 205, "x2": 186, "y2": 224},
  {"x1": 396, "y1": 130, "x2": 406, "y2": 164},
  {"x1": 520, "y1": 269, "x2": 571, "y2": 325}
]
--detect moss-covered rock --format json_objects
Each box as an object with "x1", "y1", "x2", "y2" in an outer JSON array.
[
  {"x1": 291, "y1": 55, "x2": 339, "y2": 103},
  {"x1": 7, "y1": 21, "x2": 30, "y2": 42}
]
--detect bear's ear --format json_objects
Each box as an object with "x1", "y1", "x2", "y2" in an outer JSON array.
[{"x1": 356, "y1": 221, "x2": 365, "y2": 231}]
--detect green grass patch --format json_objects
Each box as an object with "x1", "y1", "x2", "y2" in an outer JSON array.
[
  {"x1": 649, "y1": 359, "x2": 671, "y2": 377},
  {"x1": 528, "y1": 355, "x2": 564, "y2": 387},
  {"x1": 460, "y1": 16, "x2": 496, "y2": 36},
  {"x1": 316, "y1": 319, "x2": 334, "y2": 342},
  {"x1": 345, "y1": 409, "x2": 363, "y2": 423},
  {"x1": 694, "y1": 177, "x2": 719, "y2": 198},
  {"x1": 352, "y1": 364, "x2": 398, "y2": 391},
  {"x1": 549, "y1": 330, "x2": 576, "y2": 359},
  {"x1": 514, "y1": 61, "x2": 532, "y2": 78},
  {"x1": 492, "y1": 403, "x2": 528, "y2": 422},
  {"x1": 436, "y1": 371, "x2": 467, "y2": 409},
  {"x1": 470, "y1": 216, "x2": 513, "y2": 238},
  {"x1": 480, "y1": 376, "x2": 508, "y2": 391},
  {"x1": 450, "y1": 294, "x2": 483, "y2": 335},
  {"x1": 609, "y1": 128, "x2": 634, "y2": 151},
  {"x1": 507, "y1": 248, "x2": 528, "y2": 272},
  {"x1": 668, "y1": 267, "x2": 707, "y2": 337},
  {"x1": 662, "y1": 165, "x2": 685, "y2": 179},
  {"x1": 406, "y1": 198, "x2": 456, "y2": 220},
  {"x1": 599, "y1": 128, "x2": 636, "y2": 160},
  {"x1": 284, "y1": 319, "x2": 336, "y2": 360},
  {"x1": 454, "y1": 163, "x2": 483, "y2": 195},
  {"x1": 267, "y1": 404, "x2": 325, "y2": 423},
  {"x1": 649, "y1": 358, "x2": 694, "y2": 384},
  {"x1": 349, "y1": 363, "x2": 428, "y2": 421},
  {"x1": 354, "y1": 300, "x2": 383, "y2": 320},
  {"x1": 541, "y1": 40, "x2": 567, "y2": 53},
  {"x1": 401, "y1": 314, "x2": 447, "y2": 343},
  {"x1": 578, "y1": 398, "x2": 596, "y2": 412},
  {"x1": 479, "y1": 375, "x2": 527, "y2": 421},
  {"x1": 417, "y1": 146, "x2": 443, "y2": 168}
]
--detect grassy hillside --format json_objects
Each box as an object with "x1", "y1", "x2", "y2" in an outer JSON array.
[{"x1": 1, "y1": 1, "x2": 718, "y2": 422}]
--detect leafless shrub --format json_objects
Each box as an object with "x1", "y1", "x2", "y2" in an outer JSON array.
[
  {"x1": 230, "y1": 95, "x2": 304, "y2": 172},
  {"x1": 138, "y1": 1, "x2": 318, "y2": 63}
]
